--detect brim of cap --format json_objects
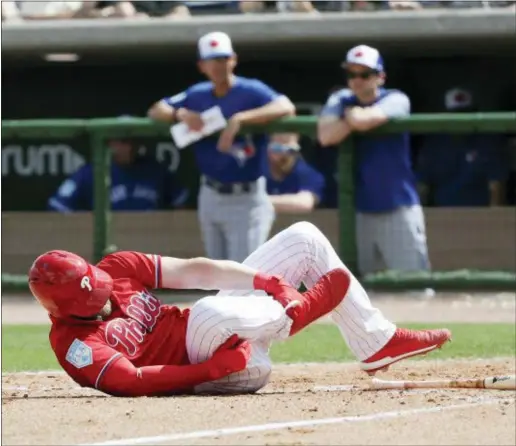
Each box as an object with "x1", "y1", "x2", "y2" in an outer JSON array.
[
  {"x1": 341, "y1": 61, "x2": 379, "y2": 70},
  {"x1": 200, "y1": 51, "x2": 234, "y2": 60}
]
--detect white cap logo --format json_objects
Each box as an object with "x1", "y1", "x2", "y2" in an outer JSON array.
[
  {"x1": 81, "y1": 276, "x2": 92, "y2": 292},
  {"x1": 445, "y1": 88, "x2": 473, "y2": 110},
  {"x1": 198, "y1": 31, "x2": 234, "y2": 60}
]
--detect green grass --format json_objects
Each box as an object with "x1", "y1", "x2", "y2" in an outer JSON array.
[
  {"x1": 2, "y1": 323, "x2": 515, "y2": 373},
  {"x1": 270, "y1": 323, "x2": 516, "y2": 363},
  {"x1": 2, "y1": 325, "x2": 60, "y2": 372}
]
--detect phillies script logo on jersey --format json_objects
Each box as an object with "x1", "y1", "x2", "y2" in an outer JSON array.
[{"x1": 105, "y1": 291, "x2": 161, "y2": 357}]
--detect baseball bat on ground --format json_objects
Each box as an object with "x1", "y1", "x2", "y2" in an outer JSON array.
[{"x1": 369, "y1": 375, "x2": 516, "y2": 391}]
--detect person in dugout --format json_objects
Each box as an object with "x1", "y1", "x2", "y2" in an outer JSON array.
[
  {"x1": 266, "y1": 133, "x2": 326, "y2": 214},
  {"x1": 48, "y1": 137, "x2": 189, "y2": 212}
]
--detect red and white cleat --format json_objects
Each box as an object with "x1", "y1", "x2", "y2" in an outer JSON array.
[
  {"x1": 361, "y1": 328, "x2": 452, "y2": 375},
  {"x1": 286, "y1": 268, "x2": 351, "y2": 336}
]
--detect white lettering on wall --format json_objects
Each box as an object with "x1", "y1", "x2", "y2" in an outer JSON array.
[
  {"x1": 155, "y1": 142, "x2": 180, "y2": 172},
  {"x1": 1, "y1": 141, "x2": 181, "y2": 177},
  {"x1": 1, "y1": 145, "x2": 86, "y2": 177}
]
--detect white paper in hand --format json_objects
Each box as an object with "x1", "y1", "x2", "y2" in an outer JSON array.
[{"x1": 170, "y1": 106, "x2": 227, "y2": 149}]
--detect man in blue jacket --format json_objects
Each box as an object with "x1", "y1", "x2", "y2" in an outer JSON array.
[
  {"x1": 317, "y1": 45, "x2": 429, "y2": 275},
  {"x1": 148, "y1": 31, "x2": 295, "y2": 262},
  {"x1": 48, "y1": 138, "x2": 188, "y2": 212}
]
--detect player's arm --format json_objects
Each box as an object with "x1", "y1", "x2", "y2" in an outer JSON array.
[
  {"x1": 317, "y1": 92, "x2": 353, "y2": 147},
  {"x1": 270, "y1": 168, "x2": 325, "y2": 214},
  {"x1": 47, "y1": 165, "x2": 90, "y2": 212},
  {"x1": 345, "y1": 91, "x2": 410, "y2": 132},
  {"x1": 64, "y1": 335, "x2": 249, "y2": 397},
  {"x1": 147, "y1": 91, "x2": 189, "y2": 124},
  {"x1": 234, "y1": 80, "x2": 295, "y2": 125},
  {"x1": 270, "y1": 191, "x2": 318, "y2": 214},
  {"x1": 148, "y1": 90, "x2": 205, "y2": 132},
  {"x1": 105, "y1": 338, "x2": 248, "y2": 396},
  {"x1": 98, "y1": 250, "x2": 268, "y2": 292},
  {"x1": 161, "y1": 256, "x2": 266, "y2": 290}
]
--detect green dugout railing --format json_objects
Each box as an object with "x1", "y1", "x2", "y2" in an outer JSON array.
[{"x1": 2, "y1": 112, "x2": 516, "y2": 292}]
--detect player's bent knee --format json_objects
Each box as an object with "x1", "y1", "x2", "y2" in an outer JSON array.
[{"x1": 284, "y1": 221, "x2": 320, "y2": 239}]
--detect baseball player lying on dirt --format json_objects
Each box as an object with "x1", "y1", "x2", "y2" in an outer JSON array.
[{"x1": 28, "y1": 222, "x2": 451, "y2": 397}]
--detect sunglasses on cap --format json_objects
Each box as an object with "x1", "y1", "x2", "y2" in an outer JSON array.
[{"x1": 346, "y1": 70, "x2": 378, "y2": 80}]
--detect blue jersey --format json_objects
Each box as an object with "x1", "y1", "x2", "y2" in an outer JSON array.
[
  {"x1": 164, "y1": 76, "x2": 282, "y2": 184},
  {"x1": 417, "y1": 134, "x2": 508, "y2": 207},
  {"x1": 48, "y1": 159, "x2": 188, "y2": 212},
  {"x1": 267, "y1": 158, "x2": 326, "y2": 203},
  {"x1": 321, "y1": 88, "x2": 420, "y2": 213}
]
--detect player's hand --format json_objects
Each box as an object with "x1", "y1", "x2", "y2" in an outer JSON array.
[
  {"x1": 208, "y1": 334, "x2": 251, "y2": 380},
  {"x1": 253, "y1": 274, "x2": 300, "y2": 308},
  {"x1": 254, "y1": 273, "x2": 290, "y2": 294},
  {"x1": 217, "y1": 116, "x2": 241, "y2": 153},
  {"x1": 176, "y1": 108, "x2": 204, "y2": 132}
]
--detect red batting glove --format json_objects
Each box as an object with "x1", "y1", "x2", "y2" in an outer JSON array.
[
  {"x1": 253, "y1": 273, "x2": 301, "y2": 309},
  {"x1": 253, "y1": 273, "x2": 287, "y2": 294},
  {"x1": 208, "y1": 334, "x2": 252, "y2": 381}
]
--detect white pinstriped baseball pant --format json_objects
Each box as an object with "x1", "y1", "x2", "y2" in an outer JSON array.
[{"x1": 185, "y1": 221, "x2": 397, "y2": 394}]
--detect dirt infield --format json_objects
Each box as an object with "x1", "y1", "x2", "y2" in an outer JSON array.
[{"x1": 2, "y1": 293, "x2": 516, "y2": 446}]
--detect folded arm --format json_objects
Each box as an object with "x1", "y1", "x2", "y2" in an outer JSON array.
[
  {"x1": 345, "y1": 91, "x2": 410, "y2": 132},
  {"x1": 317, "y1": 91, "x2": 353, "y2": 146},
  {"x1": 269, "y1": 191, "x2": 319, "y2": 214},
  {"x1": 234, "y1": 96, "x2": 295, "y2": 125},
  {"x1": 147, "y1": 100, "x2": 179, "y2": 123},
  {"x1": 317, "y1": 116, "x2": 353, "y2": 147}
]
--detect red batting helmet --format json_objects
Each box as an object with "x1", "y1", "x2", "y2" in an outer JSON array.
[{"x1": 28, "y1": 250, "x2": 113, "y2": 318}]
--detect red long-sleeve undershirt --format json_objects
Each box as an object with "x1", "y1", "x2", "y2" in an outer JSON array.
[{"x1": 99, "y1": 355, "x2": 229, "y2": 397}]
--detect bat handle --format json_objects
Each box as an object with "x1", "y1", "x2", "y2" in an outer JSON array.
[{"x1": 370, "y1": 378, "x2": 407, "y2": 390}]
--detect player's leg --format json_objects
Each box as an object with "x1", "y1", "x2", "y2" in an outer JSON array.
[
  {"x1": 225, "y1": 189, "x2": 275, "y2": 263},
  {"x1": 378, "y1": 205, "x2": 431, "y2": 272},
  {"x1": 198, "y1": 186, "x2": 227, "y2": 260},
  {"x1": 281, "y1": 222, "x2": 448, "y2": 372},
  {"x1": 356, "y1": 212, "x2": 383, "y2": 275},
  {"x1": 215, "y1": 221, "x2": 393, "y2": 355},
  {"x1": 216, "y1": 221, "x2": 450, "y2": 372},
  {"x1": 185, "y1": 293, "x2": 292, "y2": 394}
]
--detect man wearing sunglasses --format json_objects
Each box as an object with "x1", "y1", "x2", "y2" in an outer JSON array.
[
  {"x1": 266, "y1": 133, "x2": 326, "y2": 214},
  {"x1": 317, "y1": 45, "x2": 430, "y2": 276}
]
